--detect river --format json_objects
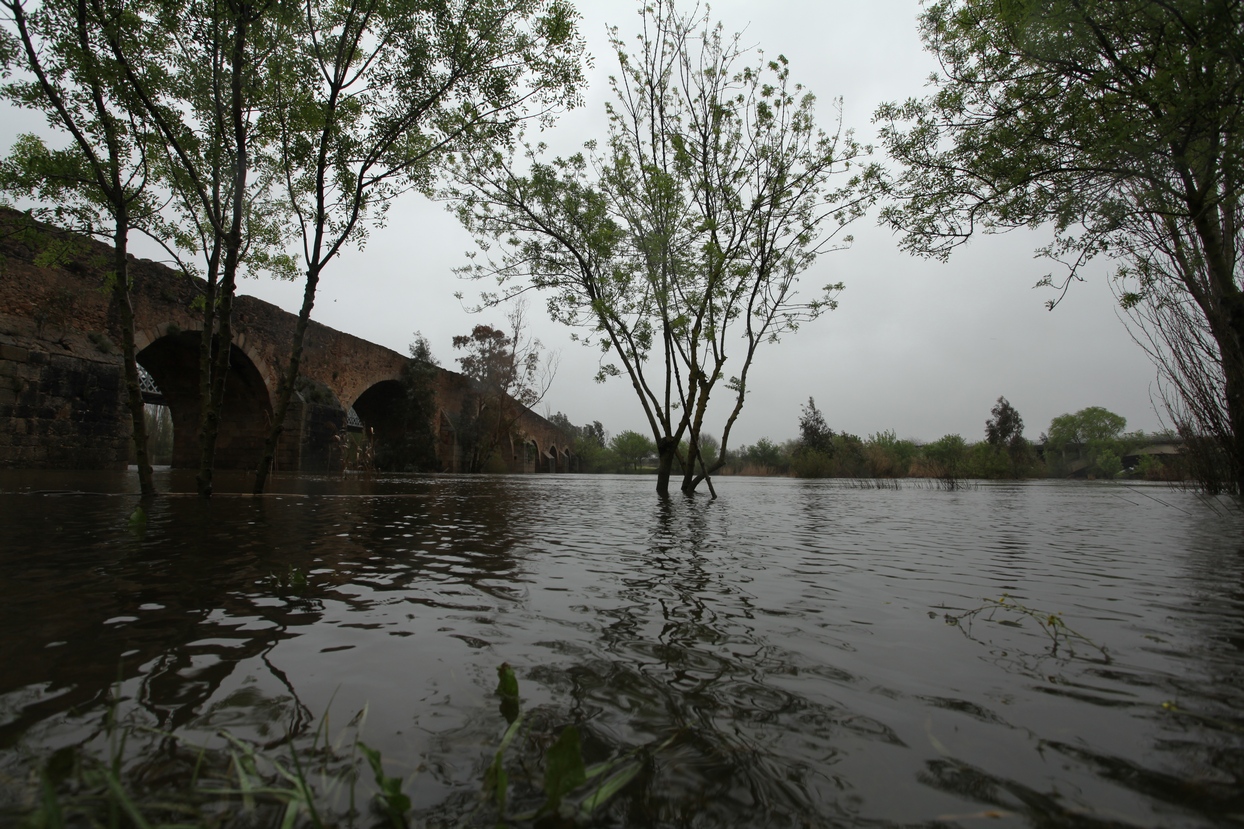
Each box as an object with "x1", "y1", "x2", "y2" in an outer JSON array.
[{"x1": 0, "y1": 471, "x2": 1241, "y2": 827}]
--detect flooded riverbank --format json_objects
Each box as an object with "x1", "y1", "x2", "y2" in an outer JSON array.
[{"x1": 1, "y1": 471, "x2": 1241, "y2": 827}]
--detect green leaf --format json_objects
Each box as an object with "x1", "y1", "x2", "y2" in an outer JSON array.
[
  {"x1": 496, "y1": 662, "x2": 519, "y2": 700},
  {"x1": 578, "y1": 761, "x2": 641, "y2": 817},
  {"x1": 543, "y1": 725, "x2": 586, "y2": 810}
]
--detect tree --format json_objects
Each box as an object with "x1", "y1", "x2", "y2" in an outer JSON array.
[
  {"x1": 452, "y1": 302, "x2": 555, "y2": 473},
  {"x1": 1045, "y1": 406, "x2": 1128, "y2": 478},
  {"x1": 0, "y1": 0, "x2": 171, "y2": 496},
  {"x1": 251, "y1": 0, "x2": 586, "y2": 493},
  {"x1": 984, "y1": 395, "x2": 1031, "y2": 476},
  {"x1": 797, "y1": 397, "x2": 834, "y2": 455},
  {"x1": 451, "y1": 0, "x2": 874, "y2": 496},
  {"x1": 88, "y1": 0, "x2": 298, "y2": 497},
  {"x1": 741, "y1": 437, "x2": 787, "y2": 472},
  {"x1": 863, "y1": 430, "x2": 918, "y2": 477},
  {"x1": 924, "y1": 433, "x2": 968, "y2": 483},
  {"x1": 375, "y1": 333, "x2": 440, "y2": 472},
  {"x1": 1047, "y1": 407, "x2": 1127, "y2": 447},
  {"x1": 877, "y1": 0, "x2": 1244, "y2": 494},
  {"x1": 985, "y1": 397, "x2": 1022, "y2": 448},
  {"x1": 1117, "y1": 249, "x2": 1236, "y2": 490},
  {"x1": 610, "y1": 429, "x2": 655, "y2": 473},
  {"x1": 549, "y1": 412, "x2": 611, "y2": 472}
]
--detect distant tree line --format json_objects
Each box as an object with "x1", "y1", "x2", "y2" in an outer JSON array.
[
  {"x1": 561, "y1": 396, "x2": 1188, "y2": 482},
  {"x1": 731, "y1": 398, "x2": 1182, "y2": 482}
]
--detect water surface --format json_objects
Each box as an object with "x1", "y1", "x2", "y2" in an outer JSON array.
[{"x1": 0, "y1": 472, "x2": 1241, "y2": 827}]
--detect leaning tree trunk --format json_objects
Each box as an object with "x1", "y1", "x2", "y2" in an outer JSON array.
[
  {"x1": 1220, "y1": 323, "x2": 1244, "y2": 495},
  {"x1": 1192, "y1": 207, "x2": 1244, "y2": 495}
]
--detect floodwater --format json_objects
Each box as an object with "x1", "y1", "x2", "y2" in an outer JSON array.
[{"x1": 0, "y1": 471, "x2": 1242, "y2": 827}]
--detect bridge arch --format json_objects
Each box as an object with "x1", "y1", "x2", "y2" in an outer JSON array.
[
  {"x1": 349, "y1": 378, "x2": 407, "y2": 469},
  {"x1": 135, "y1": 327, "x2": 275, "y2": 469}
]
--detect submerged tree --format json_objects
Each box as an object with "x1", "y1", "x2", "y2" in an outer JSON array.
[
  {"x1": 251, "y1": 0, "x2": 586, "y2": 493},
  {"x1": 877, "y1": 0, "x2": 1244, "y2": 494},
  {"x1": 451, "y1": 0, "x2": 874, "y2": 496}
]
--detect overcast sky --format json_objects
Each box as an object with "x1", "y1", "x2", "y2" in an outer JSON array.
[{"x1": 1, "y1": 0, "x2": 1170, "y2": 446}]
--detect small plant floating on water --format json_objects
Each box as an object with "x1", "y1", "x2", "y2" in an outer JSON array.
[
  {"x1": 266, "y1": 565, "x2": 310, "y2": 595},
  {"x1": 127, "y1": 505, "x2": 147, "y2": 537},
  {"x1": 941, "y1": 594, "x2": 1111, "y2": 663},
  {"x1": 1160, "y1": 701, "x2": 1244, "y2": 734}
]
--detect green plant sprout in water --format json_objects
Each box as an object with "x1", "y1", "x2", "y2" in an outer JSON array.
[
  {"x1": 476, "y1": 663, "x2": 679, "y2": 827},
  {"x1": 266, "y1": 565, "x2": 310, "y2": 596},
  {"x1": 941, "y1": 594, "x2": 1111, "y2": 663}
]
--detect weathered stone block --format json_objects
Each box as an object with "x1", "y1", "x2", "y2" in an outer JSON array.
[{"x1": 0, "y1": 344, "x2": 29, "y2": 362}]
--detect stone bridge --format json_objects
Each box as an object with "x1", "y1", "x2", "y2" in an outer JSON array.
[{"x1": 0, "y1": 208, "x2": 575, "y2": 474}]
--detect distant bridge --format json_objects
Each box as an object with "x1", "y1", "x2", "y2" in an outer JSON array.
[
  {"x1": 0, "y1": 208, "x2": 574, "y2": 473},
  {"x1": 1036, "y1": 435, "x2": 1185, "y2": 476}
]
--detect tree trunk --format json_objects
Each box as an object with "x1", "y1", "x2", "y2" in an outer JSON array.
[
  {"x1": 680, "y1": 443, "x2": 698, "y2": 494},
  {"x1": 1220, "y1": 307, "x2": 1244, "y2": 494},
  {"x1": 1191, "y1": 205, "x2": 1244, "y2": 494},
  {"x1": 655, "y1": 437, "x2": 677, "y2": 496},
  {"x1": 112, "y1": 217, "x2": 153, "y2": 498},
  {"x1": 197, "y1": 245, "x2": 240, "y2": 498},
  {"x1": 193, "y1": 248, "x2": 219, "y2": 497},
  {"x1": 196, "y1": 12, "x2": 250, "y2": 499},
  {"x1": 254, "y1": 268, "x2": 320, "y2": 493}
]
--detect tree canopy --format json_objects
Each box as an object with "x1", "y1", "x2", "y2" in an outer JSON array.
[
  {"x1": 252, "y1": 0, "x2": 585, "y2": 492},
  {"x1": 451, "y1": 0, "x2": 874, "y2": 496},
  {"x1": 877, "y1": 0, "x2": 1244, "y2": 492},
  {"x1": 985, "y1": 396, "x2": 1023, "y2": 448},
  {"x1": 1046, "y1": 407, "x2": 1127, "y2": 449}
]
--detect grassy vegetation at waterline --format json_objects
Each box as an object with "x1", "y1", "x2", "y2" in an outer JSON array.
[{"x1": 7, "y1": 666, "x2": 679, "y2": 829}]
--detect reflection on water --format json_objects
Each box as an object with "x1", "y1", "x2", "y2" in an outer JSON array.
[{"x1": 1, "y1": 471, "x2": 1242, "y2": 826}]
